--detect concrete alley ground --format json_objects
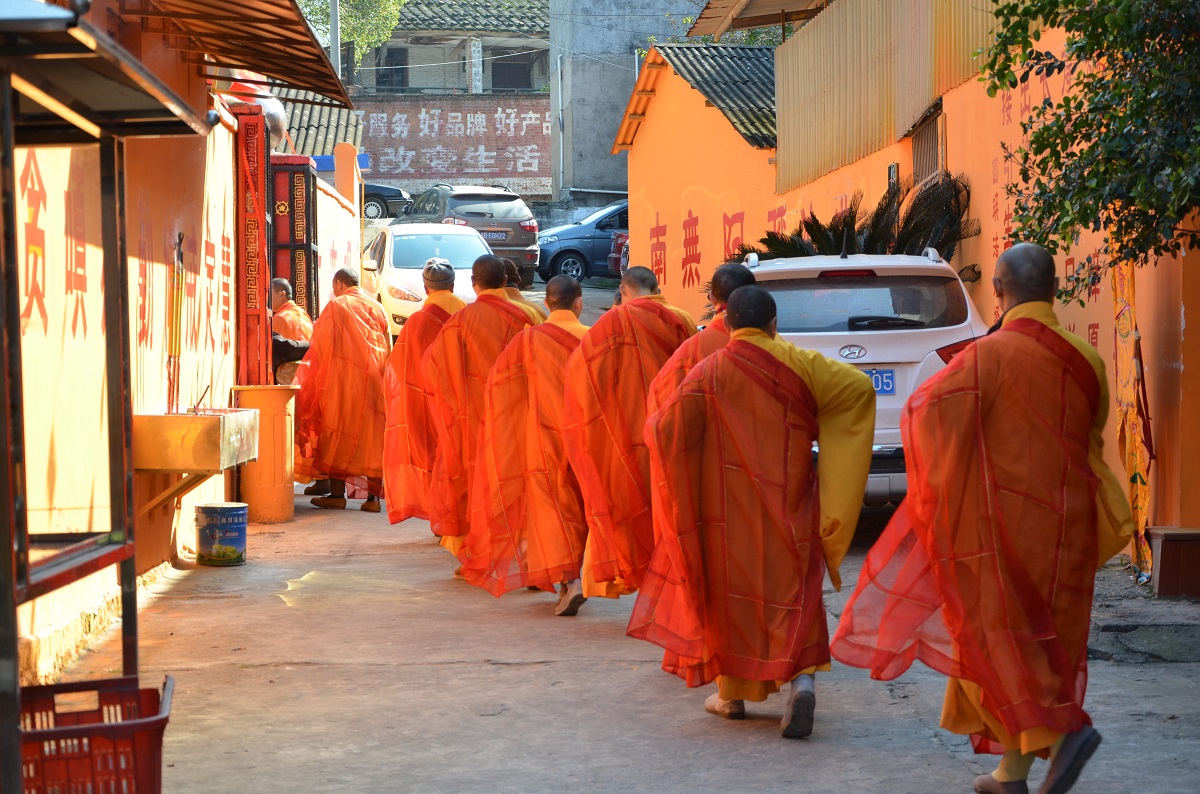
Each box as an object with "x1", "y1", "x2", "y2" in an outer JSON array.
[{"x1": 65, "y1": 498, "x2": 1200, "y2": 793}]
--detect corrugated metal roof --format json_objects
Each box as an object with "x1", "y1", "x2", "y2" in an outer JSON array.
[
  {"x1": 394, "y1": 0, "x2": 548, "y2": 35},
  {"x1": 277, "y1": 88, "x2": 361, "y2": 156},
  {"x1": 655, "y1": 44, "x2": 776, "y2": 149}
]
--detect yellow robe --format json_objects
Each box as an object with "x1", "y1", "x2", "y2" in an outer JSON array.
[
  {"x1": 506, "y1": 286, "x2": 549, "y2": 322},
  {"x1": 941, "y1": 300, "x2": 1134, "y2": 754},
  {"x1": 425, "y1": 289, "x2": 467, "y2": 316},
  {"x1": 719, "y1": 327, "x2": 877, "y2": 702},
  {"x1": 644, "y1": 293, "x2": 698, "y2": 335}
]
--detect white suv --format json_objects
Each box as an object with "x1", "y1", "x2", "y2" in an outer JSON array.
[{"x1": 747, "y1": 249, "x2": 989, "y2": 504}]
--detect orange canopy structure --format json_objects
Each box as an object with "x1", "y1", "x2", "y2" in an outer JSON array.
[
  {"x1": 832, "y1": 312, "x2": 1134, "y2": 755},
  {"x1": 294, "y1": 287, "x2": 390, "y2": 491},
  {"x1": 422, "y1": 294, "x2": 536, "y2": 541},
  {"x1": 562, "y1": 296, "x2": 694, "y2": 587},
  {"x1": 461, "y1": 322, "x2": 588, "y2": 594}
]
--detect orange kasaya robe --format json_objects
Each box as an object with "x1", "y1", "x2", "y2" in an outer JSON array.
[
  {"x1": 382, "y1": 290, "x2": 467, "y2": 524},
  {"x1": 830, "y1": 301, "x2": 1134, "y2": 756},
  {"x1": 630, "y1": 330, "x2": 875, "y2": 694},
  {"x1": 561, "y1": 294, "x2": 695, "y2": 589},
  {"x1": 505, "y1": 286, "x2": 548, "y2": 323},
  {"x1": 272, "y1": 300, "x2": 314, "y2": 341},
  {"x1": 293, "y1": 286, "x2": 390, "y2": 493},
  {"x1": 646, "y1": 313, "x2": 730, "y2": 416},
  {"x1": 422, "y1": 289, "x2": 538, "y2": 547},
  {"x1": 459, "y1": 309, "x2": 590, "y2": 595}
]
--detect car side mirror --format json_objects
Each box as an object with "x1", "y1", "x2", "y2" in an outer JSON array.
[
  {"x1": 403, "y1": 204, "x2": 413, "y2": 215},
  {"x1": 363, "y1": 259, "x2": 379, "y2": 272}
]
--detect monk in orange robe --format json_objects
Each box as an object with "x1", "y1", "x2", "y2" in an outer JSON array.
[
  {"x1": 461, "y1": 276, "x2": 592, "y2": 615},
  {"x1": 630, "y1": 285, "x2": 875, "y2": 738},
  {"x1": 422, "y1": 255, "x2": 539, "y2": 562},
  {"x1": 382, "y1": 259, "x2": 466, "y2": 524},
  {"x1": 830, "y1": 244, "x2": 1134, "y2": 794},
  {"x1": 646, "y1": 262, "x2": 756, "y2": 415},
  {"x1": 294, "y1": 268, "x2": 391, "y2": 512},
  {"x1": 271, "y1": 277, "x2": 314, "y2": 344},
  {"x1": 502, "y1": 258, "x2": 547, "y2": 322},
  {"x1": 562, "y1": 266, "x2": 696, "y2": 593}
]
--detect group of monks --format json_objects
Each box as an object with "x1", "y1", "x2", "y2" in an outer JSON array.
[{"x1": 279, "y1": 241, "x2": 1132, "y2": 794}]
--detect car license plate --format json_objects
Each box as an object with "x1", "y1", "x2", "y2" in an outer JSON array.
[
  {"x1": 481, "y1": 231, "x2": 507, "y2": 241},
  {"x1": 862, "y1": 368, "x2": 896, "y2": 395}
]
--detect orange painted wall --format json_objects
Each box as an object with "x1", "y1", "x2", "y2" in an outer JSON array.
[{"x1": 629, "y1": 37, "x2": 1192, "y2": 528}]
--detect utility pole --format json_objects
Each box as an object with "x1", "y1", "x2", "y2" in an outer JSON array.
[{"x1": 330, "y1": 0, "x2": 341, "y2": 80}]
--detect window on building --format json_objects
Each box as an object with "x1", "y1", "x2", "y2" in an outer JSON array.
[
  {"x1": 911, "y1": 111, "x2": 946, "y2": 185},
  {"x1": 491, "y1": 52, "x2": 533, "y2": 91},
  {"x1": 376, "y1": 47, "x2": 409, "y2": 92}
]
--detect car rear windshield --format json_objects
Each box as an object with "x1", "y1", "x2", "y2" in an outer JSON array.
[
  {"x1": 762, "y1": 274, "x2": 969, "y2": 332},
  {"x1": 390, "y1": 233, "x2": 490, "y2": 269},
  {"x1": 449, "y1": 195, "x2": 529, "y2": 219}
]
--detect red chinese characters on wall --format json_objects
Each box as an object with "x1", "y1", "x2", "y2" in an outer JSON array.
[
  {"x1": 681, "y1": 210, "x2": 701, "y2": 288},
  {"x1": 64, "y1": 171, "x2": 87, "y2": 338},
  {"x1": 767, "y1": 204, "x2": 787, "y2": 235},
  {"x1": 722, "y1": 211, "x2": 745, "y2": 262},
  {"x1": 204, "y1": 238, "x2": 217, "y2": 352},
  {"x1": 19, "y1": 151, "x2": 48, "y2": 336},
  {"x1": 220, "y1": 233, "x2": 232, "y2": 354},
  {"x1": 649, "y1": 213, "x2": 667, "y2": 285},
  {"x1": 135, "y1": 192, "x2": 155, "y2": 349},
  {"x1": 1088, "y1": 322, "x2": 1100, "y2": 349}
]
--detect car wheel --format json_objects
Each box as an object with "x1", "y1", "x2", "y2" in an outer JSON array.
[
  {"x1": 554, "y1": 252, "x2": 588, "y2": 283},
  {"x1": 363, "y1": 197, "x2": 387, "y2": 220}
]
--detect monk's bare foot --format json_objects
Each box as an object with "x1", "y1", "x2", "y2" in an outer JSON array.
[
  {"x1": 974, "y1": 774, "x2": 1030, "y2": 793},
  {"x1": 360, "y1": 499, "x2": 381, "y2": 513},
  {"x1": 555, "y1": 579, "x2": 586, "y2": 616},
  {"x1": 704, "y1": 693, "x2": 745, "y2": 720},
  {"x1": 1039, "y1": 726, "x2": 1101, "y2": 794},
  {"x1": 780, "y1": 674, "x2": 815, "y2": 738},
  {"x1": 310, "y1": 496, "x2": 346, "y2": 510}
]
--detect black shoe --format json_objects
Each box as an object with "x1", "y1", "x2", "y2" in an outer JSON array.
[
  {"x1": 780, "y1": 675, "x2": 815, "y2": 738},
  {"x1": 1038, "y1": 726, "x2": 1101, "y2": 794}
]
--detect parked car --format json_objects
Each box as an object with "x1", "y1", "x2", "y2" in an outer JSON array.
[
  {"x1": 747, "y1": 248, "x2": 989, "y2": 504},
  {"x1": 537, "y1": 200, "x2": 628, "y2": 282},
  {"x1": 606, "y1": 230, "x2": 630, "y2": 277},
  {"x1": 393, "y1": 184, "x2": 539, "y2": 288},
  {"x1": 362, "y1": 183, "x2": 412, "y2": 221},
  {"x1": 360, "y1": 223, "x2": 490, "y2": 337}
]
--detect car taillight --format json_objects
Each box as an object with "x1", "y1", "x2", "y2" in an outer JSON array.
[
  {"x1": 520, "y1": 219, "x2": 538, "y2": 233},
  {"x1": 441, "y1": 217, "x2": 468, "y2": 226},
  {"x1": 936, "y1": 339, "x2": 974, "y2": 363},
  {"x1": 818, "y1": 269, "x2": 877, "y2": 279}
]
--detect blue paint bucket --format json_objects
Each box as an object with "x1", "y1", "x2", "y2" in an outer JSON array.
[{"x1": 196, "y1": 502, "x2": 248, "y2": 566}]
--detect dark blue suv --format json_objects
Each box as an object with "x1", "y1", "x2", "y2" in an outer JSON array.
[{"x1": 537, "y1": 201, "x2": 628, "y2": 282}]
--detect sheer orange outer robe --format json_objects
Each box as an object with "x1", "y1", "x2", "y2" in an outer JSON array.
[
  {"x1": 382, "y1": 291, "x2": 467, "y2": 524},
  {"x1": 460, "y1": 310, "x2": 589, "y2": 595},
  {"x1": 272, "y1": 300, "x2": 313, "y2": 341},
  {"x1": 422, "y1": 291, "x2": 537, "y2": 544},
  {"x1": 629, "y1": 330, "x2": 875, "y2": 689},
  {"x1": 646, "y1": 313, "x2": 729, "y2": 416},
  {"x1": 830, "y1": 302, "x2": 1134, "y2": 756},
  {"x1": 561, "y1": 294, "x2": 695, "y2": 589},
  {"x1": 294, "y1": 287, "x2": 390, "y2": 493},
  {"x1": 505, "y1": 286, "x2": 548, "y2": 322}
]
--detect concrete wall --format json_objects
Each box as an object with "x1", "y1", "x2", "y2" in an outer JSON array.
[{"x1": 549, "y1": 0, "x2": 696, "y2": 200}]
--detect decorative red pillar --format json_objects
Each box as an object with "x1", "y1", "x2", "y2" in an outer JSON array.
[
  {"x1": 269, "y1": 154, "x2": 321, "y2": 319},
  {"x1": 232, "y1": 104, "x2": 271, "y2": 385}
]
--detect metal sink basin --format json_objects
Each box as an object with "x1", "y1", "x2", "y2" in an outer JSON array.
[{"x1": 133, "y1": 408, "x2": 260, "y2": 472}]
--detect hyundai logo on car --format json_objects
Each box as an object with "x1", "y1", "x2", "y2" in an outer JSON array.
[{"x1": 839, "y1": 345, "x2": 867, "y2": 360}]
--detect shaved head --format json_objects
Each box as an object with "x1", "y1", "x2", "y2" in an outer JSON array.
[
  {"x1": 621, "y1": 266, "x2": 658, "y2": 298},
  {"x1": 333, "y1": 267, "x2": 359, "y2": 288},
  {"x1": 472, "y1": 255, "x2": 507, "y2": 290},
  {"x1": 725, "y1": 286, "x2": 777, "y2": 332},
  {"x1": 994, "y1": 242, "x2": 1058, "y2": 311},
  {"x1": 709, "y1": 263, "x2": 757, "y2": 308},
  {"x1": 545, "y1": 275, "x2": 582, "y2": 312}
]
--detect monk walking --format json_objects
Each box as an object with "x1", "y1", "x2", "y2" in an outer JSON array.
[
  {"x1": 461, "y1": 275, "x2": 591, "y2": 615},
  {"x1": 503, "y1": 258, "x2": 548, "y2": 322},
  {"x1": 630, "y1": 285, "x2": 874, "y2": 737},
  {"x1": 646, "y1": 262, "x2": 756, "y2": 415},
  {"x1": 830, "y1": 243, "x2": 1133, "y2": 793},
  {"x1": 382, "y1": 259, "x2": 466, "y2": 525},
  {"x1": 423, "y1": 255, "x2": 539, "y2": 560},
  {"x1": 294, "y1": 268, "x2": 390, "y2": 512},
  {"x1": 562, "y1": 266, "x2": 696, "y2": 594}
]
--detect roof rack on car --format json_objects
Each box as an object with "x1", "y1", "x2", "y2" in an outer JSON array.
[
  {"x1": 489, "y1": 184, "x2": 514, "y2": 192},
  {"x1": 743, "y1": 252, "x2": 760, "y2": 269},
  {"x1": 923, "y1": 247, "x2": 942, "y2": 262},
  {"x1": 433, "y1": 183, "x2": 454, "y2": 190}
]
